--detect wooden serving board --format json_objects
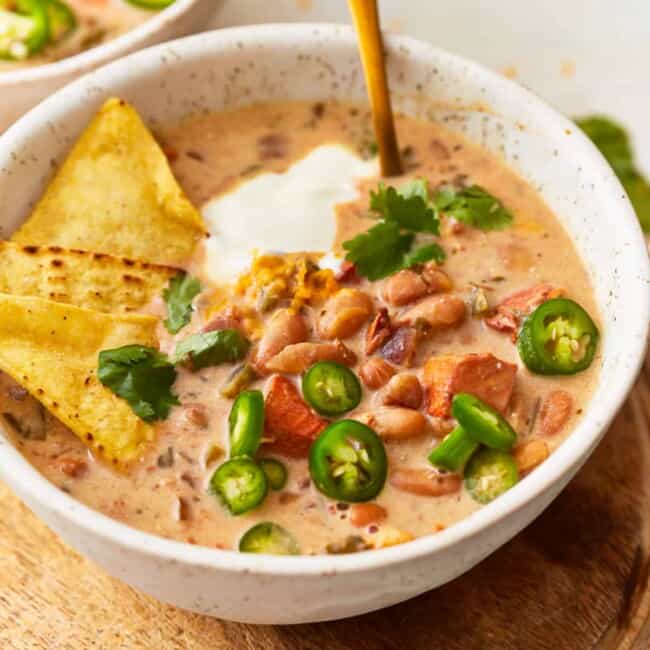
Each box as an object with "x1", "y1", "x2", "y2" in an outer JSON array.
[{"x1": 0, "y1": 354, "x2": 647, "y2": 649}]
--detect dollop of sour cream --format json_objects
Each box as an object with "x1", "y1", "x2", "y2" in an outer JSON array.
[{"x1": 201, "y1": 144, "x2": 378, "y2": 283}]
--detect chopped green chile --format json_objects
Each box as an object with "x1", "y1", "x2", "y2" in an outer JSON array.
[
  {"x1": 428, "y1": 425, "x2": 479, "y2": 472},
  {"x1": 46, "y1": 0, "x2": 76, "y2": 42},
  {"x1": 452, "y1": 393, "x2": 517, "y2": 451},
  {"x1": 228, "y1": 390, "x2": 264, "y2": 458},
  {"x1": 209, "y1": 457, "x2": 267, "y2": 516},
  {"x1": 220, "y1": 363, "x2": 258, "y2": 399},
  {"x1": 0, "y1": 0, "x2": 50, "y2": 59},
  {"x1": 517, "y1": 298, "x2": 599, "y2": 375},
  {"x1": 239, "y1": 522, "x2": 299, "y2": 555},
  {"x1": 259, "y1": 458, "x2": 288, "y2": 491},
  {"x1": 302, "y1": 361, "x2": 362, "y2": 416},
  {"x1": 309, "y1": 420, "x2": 387, "y2": 502},
  {"x1": 464, "y1": 448, "x2": 519, "y2": 504},
  {"x1": 172, "y1": 329, "x2": 250, "y2": 370}
]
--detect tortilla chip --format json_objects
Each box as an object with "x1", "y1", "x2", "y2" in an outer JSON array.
[
  {"x1": 0, "y1": 241, "x2": 180, "y2": 314},
  {"x1": 0, "y1": 293, "x2": 159, "y2": 464},
  {"x1": 12, "y1": 98, "x2": 206, "y2": 265}
]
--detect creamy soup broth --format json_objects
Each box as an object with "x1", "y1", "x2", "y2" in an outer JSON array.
[{"x1": 1, "y1": 101, "x2": 600, "y2": 553}]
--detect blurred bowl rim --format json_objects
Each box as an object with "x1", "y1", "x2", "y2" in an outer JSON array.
[{"x1": 0, "y1": 0, "x2": 205, "y2": 87}]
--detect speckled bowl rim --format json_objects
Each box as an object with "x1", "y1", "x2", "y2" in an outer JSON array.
[
  {"x1": 0, "y1": 0, "x2": 203, "y2": 86},
  {"x1": 0, "y1": 24, "x2": 648, "y2": 578}
]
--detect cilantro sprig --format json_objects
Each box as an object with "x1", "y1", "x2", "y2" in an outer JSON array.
[
  {"x1": 343, "y1": 177, "x2": 516, "y2": 280},
  {"x1": 576, "y1": 115, "x2": 650, "y2": 232},
  {"x1": 343, "y1": 180, "x2": 445, "y2": 280},
  {"x1": 434, "y1": 185, "x2": 514, "y2": 231},
  {"x1": 172, "y1": 329, "x2": 250, "y2": 371},
  {"x1": 369, "y1": 179, "x2": 440, "y2": 234},
  {"x1": 98, "y1": 345, "x2": 179, "y2": 422},
  {"x1": 163, "y1": 273, "x2": 201, "y2": 334}
]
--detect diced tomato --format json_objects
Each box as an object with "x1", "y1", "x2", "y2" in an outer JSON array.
[
  {"x1": 335, "y1": 260, "x2": 361, "y2": 284},
  {"x1": 263, "y1": 375, "x2": 327, "y2": 458},
  {"x1": 423, "y1": 353, "x2": 517, "y2": 417},
  {"x1": 538, "y1": 390, "x2": 573, "y2": 436},
  {"x1": 485, "y1": 284, "x2": 564, "y2": 338}
]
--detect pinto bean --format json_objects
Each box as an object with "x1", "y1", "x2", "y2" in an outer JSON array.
[
  {"x1": 359, "y1": 358, "x2": 396, "y2": 389},
  {"x1": 383, "y1": 270, "x2": 428, "y2": 306},
  {"x1": 429, "y1": 416, "x2": 455, "y2": 438},
  {"x1": 319, "y1": 289, "x2": 374, "y2": 339},
  {"x1": 180, "y1": 403, "x2": 209, "y2": 429},
  {"x1": 390, "y1": 468, "x2": 461, "y2": 497},
  {"x1": 349, "y1": 503, "x2": 387, "y2": 527},
  {"x1": 382, "y1": 373, "x2": 423, "y2": 409},
  {"x1": 265, "y1": 341, "x2": 356, "y2": 374},
  {"x1": 256, "y1": 309, "x2": 308, "y2": 368},
  {"x1": 538, "y1": 390, "x2": 573, "y2": 436},
  {"x1": 421, "y1": 265, "x2": 452, "y2": 292},
  {"x1": 513, "y1": 439, "x2": 549, "y2": 475},
  {"x1": 399, "y1": 294, "x2": 466, "y2": 329},
  {"x1": 365, "y1": 308, "x2": 393, "y2": 355},
  {"x1": 381, "y1": 327, "x2": 418, "y2": 366},
  {"x1": 355, "y1": 407, "x2": 427, "y2": 440}
]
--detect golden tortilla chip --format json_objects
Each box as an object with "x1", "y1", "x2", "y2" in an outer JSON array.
[
  {"x1": 0, "y1": 294, "x2": 159, "y2": 464},
  {"x1": 12, "y1": 98, "x2": 206, "y2": 265},
  {"x1": 0, "y1": 241, "x2": 179, "y2": 313}
]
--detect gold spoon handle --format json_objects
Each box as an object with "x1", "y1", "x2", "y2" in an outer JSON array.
[{"x1": 348, "y1": 0, "x2": 402, "y2": 176}]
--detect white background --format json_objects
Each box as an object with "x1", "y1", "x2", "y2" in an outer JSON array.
[{"x1": 211, "y1": 0, "x2": 650, "y2": 175}]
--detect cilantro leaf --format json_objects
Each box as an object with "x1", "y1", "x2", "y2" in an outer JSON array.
[
  {"x1": 344, "y1": 179, "x2": 448, "y2": 280},
  {"x1": 98, "y1": 345, "x2": 179, "y2": 422},
  {"x1": 172, "y1": 329, "x2": 250, "y2": 370},
  {"x1": 576, "y1": 115, "x2": 650, "y2": 232},
  {"x1": 370, "y1": 180, "x2": 440, "y2": 234},
  {"x1": 163, "y1": 274, "x2": 201, "y2": 334},
  {"x1": 343, "y1": 221, "x2": 415, "y2": 281},
  {"x1": 402, "y1": 243, "x2": 446, "y2": 268},
  {"x1": 434, "y1": 185, "x2": 513, "y2": 231}
]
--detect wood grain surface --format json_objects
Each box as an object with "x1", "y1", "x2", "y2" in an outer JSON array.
[{"x1": 0, "y1": 355, "x2": 648, "y2": 649}]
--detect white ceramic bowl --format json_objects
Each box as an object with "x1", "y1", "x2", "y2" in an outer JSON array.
[
  {"x1": 0, "y1": 0, "x2": 219, "y2": 132},
  {"x1": 0, "y1": 25, "x2": 648, "y2": 625}
]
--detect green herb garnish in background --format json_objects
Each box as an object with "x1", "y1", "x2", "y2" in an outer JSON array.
[
  {"x1": 434, "y1": 185, "x2": 514, "y2": 231},
  {"x1": 343, "y1": 180, "x2": 445, "y2": 280},
  {"x1": 575, "y1": 115, "x2": 650, "y2": 232},
  {"x1": 98, "y1": 345, "x2": 179, "y2": 422},
  {"x1": 173, "y1": 329, "x2": 250, "y2": 371},
  {"x1": 163, "y1": 273, "x2": 201, "y2": 334}
]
